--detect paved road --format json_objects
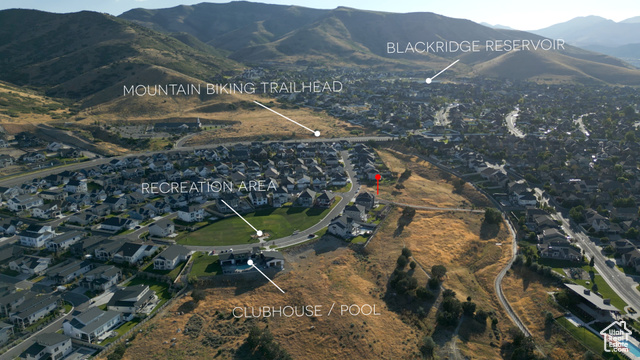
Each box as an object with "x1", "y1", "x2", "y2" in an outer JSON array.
[
  {"x1": 505, "y1": 108, "x2": 525, "y2": 138},
  {"x1": 534, "y1": 188, "x2": 640, "y2": 315},
  {"x1": 185, "y1": 150, "x2": 360, "y2": 252},
  {"x1": 494, "y1": 213, "x2": 533, "y2": 336},
  {"x1": 552, "y1": 212, "x2": 640, "y2": 314}
]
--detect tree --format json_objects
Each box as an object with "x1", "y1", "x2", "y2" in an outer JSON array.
[
  {"x1": 416, "y1": 286, "x2": 434, "y2": 300},
  {"x1": 401, "y1": 247, "x2": 412, "y2": 258},
  {"x1": 191, "y1": 289, "x2": 206, "y2": 302},
  {"x1": 484, "y1": 208, "x2": 502, "y2": 225},
  {"x1": 453, "y1": 178, "x2": 465, "y2": 194},
  {"x1": 428, "y1": 277, "x2": 440, "y2": 290},
  {"x1": 431, "y1": 265, "x2": 447, "y2": 279},
  {"x1": 419, "y1": 336, "x2": 436, "y2": 358},
  {"x1": 569, "y1": 206, "x2": 585, "y2": 222},
  {"x1": 589, "y1": 256, "x2": 594, "y2": 268},
  {"x1": 410, "y1": 261, "x2": 417, "y2": 270},
  {"x1": 592, "y1": 283, "x2": 598, "y2": 293},
  {"x1": 545, "y1": 311, "x2": 555, "y2": 325},
  {"x1": 397, "y1": 255, "x2": 408, "y2": 268},
  {"x1": 462, "y1": 301, "x2": 476, "y2": 316},
  {"x1": 399, "y1": 169, "x2": 412, "y2": 182}
]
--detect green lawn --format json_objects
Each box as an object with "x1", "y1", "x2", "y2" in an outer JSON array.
[
  {"x1": 124, "y1": 278, "x2": 172, "y2": 305},
  {"x1": 177, "y1": 201, "x2": 339, "y2": 246},
  {"x1": 537, "y1": 258, "x2": 590, "y2": 276},
  {"x1": 555, "y1": 316, "x2": 624, "y2": 359},
  {"x1": 351, "y1": 235, "x2": 369, "y2": 244},
  {"x1": 574, "y1": 275, "x2": 628, "y2": 314},
  {"x1": 141, "y1": 261, "x2": 186, "y2": 281},
  {"x1": 99, "y1": 318, "x2": 142, "y2": 346},
  {"x1": 327, "y1": 182, "x2": 352, "y2": 192},
  {"x1": 189, "y1": 253, "x2": 221, "y2": 278}
]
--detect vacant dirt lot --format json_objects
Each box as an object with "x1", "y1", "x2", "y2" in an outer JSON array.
[{"x1": 363, "y1": 149, "x2": 492, "y2": 209}]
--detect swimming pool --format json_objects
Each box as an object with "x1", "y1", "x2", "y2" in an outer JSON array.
[{"x1": 623, "y1": 341, "x2": 640, "y2": 359}]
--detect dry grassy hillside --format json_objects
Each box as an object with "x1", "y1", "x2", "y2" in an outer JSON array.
[{"x1": 116, "y1": 148, "x2": 518, "y2": 360}]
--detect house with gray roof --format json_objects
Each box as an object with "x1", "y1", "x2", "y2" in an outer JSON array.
[
  {"x1": 22, "y1": 332, "x2": 72, "y2": 360},
  {"x1": 63, "y1": 307, "x2": 121, "y2": 343},
  {"x1": 153, "y1": 245, "x2": 191, "y2": 271}
]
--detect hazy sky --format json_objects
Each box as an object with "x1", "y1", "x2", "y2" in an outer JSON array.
[{"x1": 1, "y1": 0, "x2": 639, "y2": 30}]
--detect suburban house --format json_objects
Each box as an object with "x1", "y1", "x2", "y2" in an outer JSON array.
[
  {"x1": 149, "y1": 220, "x2": 175, "y2": 238},
  {"x1": 7, "y1": 194, "x2": 43, "y2": 212},
  {"x1": 315, "y1": 191, "x2": 335, "y2": 208},
  {"x1": 103, "y1": 196, "x2": 127, "y2": 212},
  {"x1": 67, "y1": 213, "x2": 98, "y2": 226},
  {"x1": 9, "y1": 256, "x2": 51, "y2": 276},
  {"x1": 248, "y1": 191, "x2": 269, "y2": 206},
  {"x1": 112, "y1": 243, "x2": 157, "y2": 265},
  {"x1": 29, "y1": 202, "x2": 61, "y2": 219},
  {"x1": 296, "y1": 189, "x2": 316, "y2": 207},
  {"x1": 63, "y1": 307, "x2": 121, "y2": 343},
  {"x1": 344, "y1": 204, "x2": 367, "y2": 222},
  {"x1": 622, "y1": 249, "x2": 640, "y2": 272},
  {"x1": 9, "y1": 294, "x2": 60, "y2": 329},
  {"x1": 153, "y1": 245, "x2": 191, "y2": 271},
  {"x1": 45, "y1": 260, "x2": 93, "y2": 285},
  {"x1": 107, "y1": 285, "x2": 157, "y2": 315},
  {"x1": 94, "y1": 240, "x2": 126, "y2": 261},
  {"x1": 19, "y1": 224, "x2": 54, "y2": 248},
  {"x1": 0, "y1": 218, "x2": 18, "y2": 235},
  {"x1": 22, "y1": 333, "x2": 72, "y2": 360},
  {"x1": 328, "y1": 215, "x2": 359, "y2": 239},
  {"x1": 355, "y1": 192, "x2": 376, "y2": 211},
  {"x1": 272, "y1": 187, "x2": 290, "y2": 207},
  {"x1": 0, "y1": 291, "x2": 32, "y2": 316},
  {"x1": 537, "y1": 240, "x2": 582, "y2": 261},
  {"x1": 64, "y1": 179, "x2": 88, "y2": 193},
  {"x1": 100, "y1": 217, "x2": 137, "y2": 232},
  {"x1": 177, "y1": 205, "x2": 205, "y2": 223},
  {"x1": 81, "y1": 265, "x2": 121, "y2": 292},
  {"x1": 46, "y1": 231, "x2": 85, "y2": 253}
]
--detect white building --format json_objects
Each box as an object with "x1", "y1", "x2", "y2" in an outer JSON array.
[
  {"x1": 153, "y1": 245, "x2": 191, "y2": 270},
  {"x1": 63, "y1": 307, "x2": 121, "y2": 343},
  {"x1": 23, "y1": 333, "x2": 72, "y2": 360}
]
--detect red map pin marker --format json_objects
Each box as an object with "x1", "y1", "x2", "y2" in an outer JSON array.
[{"x1": 375, "y1": 174, "x2": 381, "y2": 194}]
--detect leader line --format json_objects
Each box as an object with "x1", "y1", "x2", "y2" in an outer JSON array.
[
  {"x1": 247, "y1": 259, "x2": 286, "y2": 293},
  {"x1": 253, "y1": 100, "x2": 320, "y2": 137},
  {"x1": 220, "y1": 199, "x2": 263, "y2": 237},
  {"x1": 426, "y1": 59, "x2": 460, "y2": 84}
]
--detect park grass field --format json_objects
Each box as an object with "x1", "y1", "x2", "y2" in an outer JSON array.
[
  {"x1": 189, "y1": 253, "x2": 222, "y2": 278},
  {"x1": 177, "y1": 202, "x2": 338, "y2": 246}
]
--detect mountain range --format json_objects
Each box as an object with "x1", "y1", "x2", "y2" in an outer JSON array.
[
  {"x1": 531, "y1": 15, "x2": 640, "y2": 66},
  {"x1": 0, "y1": 1, "x2": 638, "y2": 114}
]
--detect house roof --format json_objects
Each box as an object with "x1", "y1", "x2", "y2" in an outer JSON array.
[
  {"x1": 36, "y1": 332, "x2": 70, "y2": 346},
  {"x1": 157, "y1": 245, "x2": 190, "y2": 262},
  {"x1": 108, "y1": 285, "x2": 154, "y2": 309},
  {"x1": 564, "y1": 283, "x2": 619, "y2": 312},
  {"x1": 68, "y1": 308, "x2": 121, "y2": 335}
]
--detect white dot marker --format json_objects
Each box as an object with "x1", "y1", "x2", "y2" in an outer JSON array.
[
  {"x1": 426, "y1": 78, "x2": 432, "y2": 84},
  {"x1": 256, "y1": 230, "x2": 263, "y2": 237},
  {"x1": 247, "y1": 259, "x2": 254, "y2": 266},
  {"x1": 314, "y1": 131, "x2": 321, "y2": 137}
]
